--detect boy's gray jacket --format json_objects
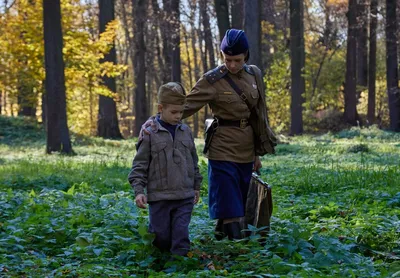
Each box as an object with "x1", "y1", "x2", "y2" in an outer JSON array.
[{"x1": 128, "y1": 121, "x2": 203, "y2": 202}]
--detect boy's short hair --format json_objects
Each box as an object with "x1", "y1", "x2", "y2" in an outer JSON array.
[{"x1": 157, "y1": 82, "x2": 186, "y2": 105}]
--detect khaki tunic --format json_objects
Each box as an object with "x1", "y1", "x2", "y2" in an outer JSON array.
[{"x1": 182, "y1": 65, "x2": 259, "y2": 163}]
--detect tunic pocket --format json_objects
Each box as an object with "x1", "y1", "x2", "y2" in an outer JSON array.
[
  {"x1": 180, "y1": 140, "x2": 194, "y2": 179},
  {"x1": 218, "y1": 93, "x2": 239, "y2": 104},
  {"x1": 250, "y1": 88, "x2": 259, "y2": 99},
  {"x1": 150, "y1": 141, "x2": 168, "y2": 189}
]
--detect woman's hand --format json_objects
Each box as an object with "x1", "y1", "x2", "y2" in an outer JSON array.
[
  {"x1": 135, "y1": 194, "x2": 147, "y2": 209},
  {"x1": 138, "y1": 116, "x2": 157, "y2": 141},
  {"x1": 253, "y1": 156, "x2": 262, "y2": 174}
]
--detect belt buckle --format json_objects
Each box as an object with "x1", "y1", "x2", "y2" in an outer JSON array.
[{"x1": 240, "y1": 119, "x2": 247, "y2": 129}]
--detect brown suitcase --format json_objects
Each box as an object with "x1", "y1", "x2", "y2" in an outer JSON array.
[{"x1": 244, "y1": 173, "x2": 273, "y2": 236}]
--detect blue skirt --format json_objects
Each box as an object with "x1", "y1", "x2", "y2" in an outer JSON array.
[{"x1": 208, "y1": 160, "x2": 253, "y2": 219}]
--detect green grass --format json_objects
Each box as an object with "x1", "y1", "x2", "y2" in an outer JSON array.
[{"x1": 1, "y1": 115, "x2": 400, "y2": 277}]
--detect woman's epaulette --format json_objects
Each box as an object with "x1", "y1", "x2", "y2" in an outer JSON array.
[
  {"x1": 243, "y1": 64, "x2": 255, "y2": 75},
  {"x1": 205, "y1": 65, "x2": 228, "y2": 84}
]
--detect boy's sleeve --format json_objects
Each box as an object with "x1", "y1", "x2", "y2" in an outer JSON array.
[
  {"x1": 189, "y1": 130, "x2": 203, "y2": 190},
  {"x1": 128, "y1": 133, "x2": 151, "y2": 196}
]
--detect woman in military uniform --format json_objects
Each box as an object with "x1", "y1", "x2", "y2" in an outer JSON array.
[{"x1": 141, "y1": 29, "x2": 273, "y2": 240}]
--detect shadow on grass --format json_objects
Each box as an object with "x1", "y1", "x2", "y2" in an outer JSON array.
[
  {"x1": 0, "y1": 115, "x2": 129, "y2": 149},
  {"x1": 0, "y1": 115, "x2": 45, "y2": 146}
]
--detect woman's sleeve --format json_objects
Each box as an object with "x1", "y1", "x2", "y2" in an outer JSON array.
[{"x1": 183, "y1": 75, "x2": 217, "y2": 119}]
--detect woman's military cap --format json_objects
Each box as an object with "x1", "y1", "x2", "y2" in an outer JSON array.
[{"x1": 220, "y1": 29, "x2": 249, "y2": 56}]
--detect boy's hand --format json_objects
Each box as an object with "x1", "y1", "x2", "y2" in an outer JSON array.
[
  {"x1": 135, "y1": 194, "x2": 147, "y2": 209},
  {"x1": 194, "y1": 190, "x2": 200, "y2": 204}
]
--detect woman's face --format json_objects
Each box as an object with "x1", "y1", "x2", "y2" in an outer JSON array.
[{"x1": 221, "y1": 52, "x2": 246, "y2": 74}]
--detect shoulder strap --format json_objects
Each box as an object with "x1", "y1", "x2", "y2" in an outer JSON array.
[
  {"x1": 223, "y1": 74, "x2": 252, "y2": 111},
  {"x1": 205, "y1": 65, "x2": 228, "y2": 84},
  {"x1": 243, "y1": 64, "x2": 255, "y2": 75}
]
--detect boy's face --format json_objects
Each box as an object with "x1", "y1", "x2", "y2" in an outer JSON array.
[{"x1": 158, "y1": 103, "x2": 184, "y2": 125}]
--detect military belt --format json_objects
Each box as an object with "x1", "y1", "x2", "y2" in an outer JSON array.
[{"x1": 218, "y1": 118, "x2": 249, "y2": 129}]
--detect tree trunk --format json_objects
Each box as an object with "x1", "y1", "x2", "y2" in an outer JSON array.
[
  {"x1": 146, "y1": 4, "x2": 162, "y2": 115},
  {"x1": 245, "y1": 0, "x2": 262, "y2": 70},
  {"x1": 133, "y1": 0, "x2": 148, "y2": 136},
  {"x1": 261, "y1": 0, "x2": 276, "y2": 72},
  {"x1": 151, "y1": 0, "x2": 165, "y2": 89},
  {"x1": 200, "y1": 0, "x2": 216, "y2": 69},
  {"x1": 43, "y1": 0, "x2": 72, "y2": 154},
  {"x1": 41, "y1": 87, "x2": 47, "y2": 129},
  {"x1": 344, "y1": 0, "x2": 358, "y2": 126},
  {"x1": 214, "y1": 0, "x2": 230, "y2": 41},
  {"x1": 231, "y1": 0, "x2": 243, "y2": 30},
  {"x1": 197, "y1": 11, "x2": 210, "y2": 122},
  {"x1": 17, "y1": 80, "x2": 36, "y2": 117},
  {"x1": 289, "y1": 0, "x2": 304, "y2": 135},
  {"x1": 161, "y1": 0, "x2": 172, "y2": 83},
  {"x1": 17, "y1": 0, "x2": 37, "y2": 118},
  {"x1": 356, "y1": 0, "x2": 368, "y2": 96},
  {"x1": 386, "y1": 0, "x2": 400, "y2": 131},
  {"x1": 97, "y1": 0, "x2": 122, "y2": 139},
  {"x1": 170, "y1": 0, "x2": 181, "y2": 82},
  {"x1": 368, "y1": 0, "x2": 377, "y2": 125},
  {"x1": 190, "y1": 1, "x2": 200, "y2": 138}
]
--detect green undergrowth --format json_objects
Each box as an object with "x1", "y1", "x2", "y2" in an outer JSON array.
[{"x1": 1, "y1": 116, "x2": 400, "y2": 277}]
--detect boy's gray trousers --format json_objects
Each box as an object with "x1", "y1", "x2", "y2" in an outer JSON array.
[{"x1": 148, "y1": 197, "x2": 194, "y2": 256}]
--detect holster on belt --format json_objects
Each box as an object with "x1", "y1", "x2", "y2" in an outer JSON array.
[{"x1": 203, "y1": 118, "x2": 218, "y2": 154}]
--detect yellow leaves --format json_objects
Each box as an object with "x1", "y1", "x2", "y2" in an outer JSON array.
[
  {"x1": 100, "y1": 62, "x2": 127, "y2": 78},
  {"x1": 327, "y1": 0, "x2": 348, "y2": 6},
  {"x1": 0, "y1": 1, "x2": 127, "y2": 136}
]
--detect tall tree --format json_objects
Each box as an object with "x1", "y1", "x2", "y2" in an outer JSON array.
[
  {"x1": 189, "y1": 0, "x2": 200, "y2": 137},
  {"x1": 17, "y1": 0, "x2": 37, "y2": 118},
  {"x1": 97, "y1": 0, "x2": 122, "y2": 138},
  {"x1": 214, "y1": 0, "x2": 230, "y2": 41},
  {"x1": 161, "y1": 0, "x2": 172, "y2": 83},
  {"x1": 170, "y1": 0, "x2": 181, "y2": 82},
  {"x1": 231, "y1": 0, "x2": 244, "y2": 30},
  {"x1": 386, "y1": 0, "x2": 400, "y2": 131},
  {"x1": 261, "y1": 0, "x2": 276, "y2": 72},
  {"x1": 344, "y1": 0, "x2": 358, "y2": 125},
  {"x1": 200, "y1": 0, "x2": 216, "y2": 69},
  {"x1": 368, "y1": 0, "x2": 377, "y2": 125},
  {"x1": 159, "y1": 0, "x2": 181, "y2": 83},
  {"x1": 356, "y1": 0, "x2": 368, "y2": 97},
  {"x1": 150, "y1": 0, "x2": 166, "y2": 86},
  {"x1": 43, "y1": 0, "x2": 72, "y2": 153},
  {"x1": 245, "y1": 0, "x2": 262, "y2": 70},
  {"x1": 133, "y1": 0, "x2": 148, "y2": 136},
  {"x1": 289, "y1": 0, "x2": 304, "y2": 135}
]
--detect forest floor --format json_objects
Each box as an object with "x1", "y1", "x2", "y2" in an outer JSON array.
[{"x1": 1, "y1": 115, "x2": 400, "y2": 277}]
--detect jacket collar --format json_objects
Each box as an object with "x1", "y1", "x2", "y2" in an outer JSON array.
[{"x1": 152, "y1": 115, "x2": 186, "y2": 133}]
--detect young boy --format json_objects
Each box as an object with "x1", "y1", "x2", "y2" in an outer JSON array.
[{"x1": 128, "y1": 82, "x2": 202, "y2": 256}]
